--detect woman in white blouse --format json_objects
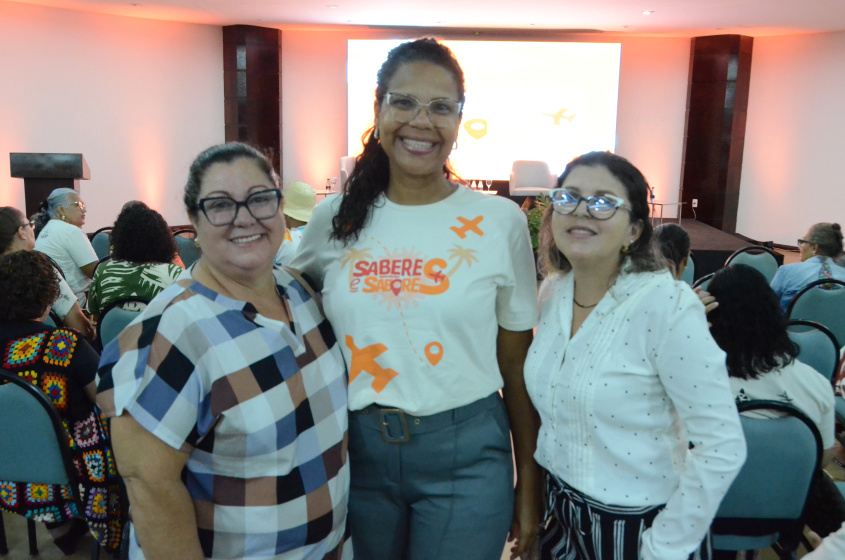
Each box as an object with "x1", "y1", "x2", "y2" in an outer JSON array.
[{"x1": 524, "y1": 151, "x2": 746, "y2": 560}]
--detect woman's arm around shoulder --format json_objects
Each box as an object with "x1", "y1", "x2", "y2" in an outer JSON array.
[{"x1": 288, "y1": 196, "x2": 342, "y2": 290}]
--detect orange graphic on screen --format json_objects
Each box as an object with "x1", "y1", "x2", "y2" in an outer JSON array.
[
  {"x1": 541, "y1": 108, "x2": 576, "y2": 125},
  {"x1": 450, "y1": 216, "x2": 484, "y2": 239},
  {"x1": 346, "y1": 335, "x2": 399, "y2": 392}
]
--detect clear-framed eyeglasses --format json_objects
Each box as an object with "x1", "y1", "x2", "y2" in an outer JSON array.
[
  {"x1": 383, "y1": 92, "x2": 463, "y2": 127},
  {"x1": 198, "y1": 188, "x2": 282, "y2": 227},
  {"x1": 549, "y1": 188, "x2": 631, "y2": 220},
  {"x1": 70, "y1": 201, "x2": 86, "y2": 211}
]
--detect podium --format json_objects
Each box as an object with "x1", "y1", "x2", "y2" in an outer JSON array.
[{"x1": 9, "y1": 153, "x2": 90, "y2": 218}]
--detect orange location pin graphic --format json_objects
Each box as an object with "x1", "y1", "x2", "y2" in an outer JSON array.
[
  {"x1": 424, "y1": 342, "x2": 443, "y2": 366},
  {"x1": 464, "y1": 119, "x2": 488, "y2": 140}
]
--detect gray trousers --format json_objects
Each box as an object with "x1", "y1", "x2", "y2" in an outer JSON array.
[{"x1": 348, "y1": 392, "x2": 514, "y2": 560}]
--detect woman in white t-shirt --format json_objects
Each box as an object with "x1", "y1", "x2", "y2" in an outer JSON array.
[
  {"x1": 292, "y1": 38, "x2": 542, "y2": 560},
  {"x1": 525, "y1": 151, "x2": 746, "y2": 560},
  {"x1": 706, "y1": 263, "x2": 844, "y2": 548},
  {"x1": 0, "y1": 206, "x2": 94, "y2": 339},
  {"x1": 32, "y1": 188, "x2": 99, "y2": 306}
]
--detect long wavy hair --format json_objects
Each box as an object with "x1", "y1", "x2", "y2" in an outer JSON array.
[
  {"x1": 537, "y1": 151, "x2": 662, "y2": 277},
  {"x1": 331, "y1": 38, "x2": 466, "y2": 245},
  {"x1": 707, "y1": 264, "x2": 798, "y2": 380}
]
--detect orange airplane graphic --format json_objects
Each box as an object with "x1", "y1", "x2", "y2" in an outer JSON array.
[
  {"x1": 542, "y1": 109, "x2": 576, "y2": 125},
  {"x1": 450, "y1": 216, "x2": 484, "y2": 239},
  {"x1": 346, "y1": 335, "x2": 399, "y2": 393}
]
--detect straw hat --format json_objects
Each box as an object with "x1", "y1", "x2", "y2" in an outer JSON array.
[{"x1": 282, "y1": 181, "x2": 317, "y2": 223}]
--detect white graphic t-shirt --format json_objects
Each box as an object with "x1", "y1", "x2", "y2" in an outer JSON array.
[{"x1": 292, "y1": 186, "x2": 539, "y2": 416}]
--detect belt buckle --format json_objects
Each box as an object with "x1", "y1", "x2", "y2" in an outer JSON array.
[{"x1": 378, "y1": 408, "x2": 410, "y2": 443}]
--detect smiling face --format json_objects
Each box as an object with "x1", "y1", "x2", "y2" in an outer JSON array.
[
  {"x1": 190, "y1": 157, "x2": 285, "y2": 283},
  {"x1": 551, "y1": 165, "x2": 643, "y2": 270},
  {"x1": 59, "y1": 193, "x2": 86, "y2": 228},
  {"x1": 374, "y1": 61, "x2": 461, "y2": 189}
]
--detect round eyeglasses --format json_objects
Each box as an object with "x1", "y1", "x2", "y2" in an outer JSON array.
[
  {"x1": 198, "y1": 188, "x2": 282, "y2": 226},
  {"x1": 383, "y1": 92, "x2": 463, "y2": 128},
  {"x1": 549, "y1": 188, "x2": 630, "y2": 220}
]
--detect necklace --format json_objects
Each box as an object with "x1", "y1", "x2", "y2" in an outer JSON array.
[{"x1": 573, "y1": 298, "x2": 598, "y2": 309}]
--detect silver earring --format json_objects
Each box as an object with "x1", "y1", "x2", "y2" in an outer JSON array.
[
  {"x1": 374, "y1": 129, "x2": 380, "y2": 140},
  {"x1": 452, "y1": 140, "x2": 458, "y2": 150}
]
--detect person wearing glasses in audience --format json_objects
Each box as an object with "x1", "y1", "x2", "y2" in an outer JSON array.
[
  {"x1": 524, "y1": 151, "x2": 746, "y2": 560},
  {"x1": 32, "y1": 188, "x2": 99, "y2": 306},
  {"x1": 0, "y1": 206, "x2": 95, "y2": 339},
  {"x1": 97, "y1": 142, "x2": 351, "y2": 560},
  {"x1": 292, "y1": 39, "x2": 541, "y2": 560},
  {"x1": 770, "y1": 222, "x2": 845, "y2": 314}
]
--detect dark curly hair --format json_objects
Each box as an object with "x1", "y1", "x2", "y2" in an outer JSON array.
[
  {"x1": 0, "y1": 251, "x2": 60, "y2": 322},
  {"x1": 538, "y1": 151, "x2": 662, "y2": 277},
  {"x1": 184, "y1": 142, "x2": 279, "y2": 218},
  {"x1": 707, "y1": 264, "x2": 798, "y2": 380},
  {"x1": 111, "y1": 202, "x2": 177, "y2": 264},
  {"x1": 331, "y1": 38, "x2": 466, "y2": 244},
  {"x1": 653, "y1": 223, "x2": 691, "y2": 278}
]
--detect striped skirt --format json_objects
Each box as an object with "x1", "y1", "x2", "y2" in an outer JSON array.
[{"x1": 540, "y1": 473, "x2": 711, "y2": 560}]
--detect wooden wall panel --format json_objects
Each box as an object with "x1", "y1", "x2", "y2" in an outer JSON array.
[
  {"x1": 222, "y1": 25, "x2": 282, "y2": 174},
  {"x1": 680, "y1": 35, "x2": 753, "y2": 233}
]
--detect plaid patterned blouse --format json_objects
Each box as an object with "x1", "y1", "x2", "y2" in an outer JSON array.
[{"x1": 97, "y1": 269, "x2": 350, "y2": 560}]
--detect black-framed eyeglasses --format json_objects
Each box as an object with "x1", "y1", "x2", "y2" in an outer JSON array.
[
  {"x1": 549, "y1": 188, "x2": 630, "y2": 220},
  {"x1": 797, "y1": 238, "x2": 812, "y2": 246},
  {"x1": 383, "y1": 92, "x2": 463, "y2": 127},
  {"x1": 198, "y1": 188, "x2": 282, "y2": 226},
  {"x1": 18, "y1": 220, "x2": 35, "y2": 231}
]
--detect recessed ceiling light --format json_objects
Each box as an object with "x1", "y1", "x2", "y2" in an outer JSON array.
[
  {"x1": 327, "y1": 4, "x2": 338, "y2": 8},
  {"x1": 642, "y1": 10, "x2": 654, "y2": 15}
]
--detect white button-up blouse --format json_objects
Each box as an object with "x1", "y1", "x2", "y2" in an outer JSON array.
[{"x1": 525, "y1": 269, "x2": 746, "y2": 560}]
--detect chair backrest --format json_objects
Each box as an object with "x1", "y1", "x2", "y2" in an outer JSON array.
[
  {"x1": 787, "y1": 320, "x2": 840, "y2": 384},
  {"x1": 712, "y1": 400, "x2": 821, "y2": 540},
  {"x1": 173, "y1": 228, "x2": 200, "y2": 268},
  {"x1": 340, "y1": 156, "x2": 356, "y2": 189},
  {"x1": 724, "y1": 246, "x2": 780, "y2": 283},
  {"x1": 680, "y1": 250, "x2": 696, "y2": 285},
  {"x1": 692, "y1": 271, "x2": 715, "y2": 291},
  {"x1": 43, "y1": 309, "x2": 63, "y2": 329},
  {"x1": 0, "y1": 370, "x2": 78, "y2": 491},
  {"x1": 90, "y1": 228, "x2": 112, "y2": 260},
  {"x1": 97, "y1": 297, "x2": 150, "y2": 349},
  {"x1": 786, "y1": 279, "x2": 845, "y2": 349},
  {"x1": 508, "y1": 160, "x2": 556, "y2": 197}
]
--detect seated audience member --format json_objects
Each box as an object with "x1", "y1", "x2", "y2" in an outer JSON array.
[
  {"x1": 274, "y1": 180, "x2": 316, "y2": 267},
  {"x1": 653, "y1": 223, "x2": 691, "y2": 280},
  {"x1": 0, "y1": 251, "x2": 125, "y2": 555},
  {"x1": 0, "y1": 206, "x2": 95, "y2": 339},
  {"x1": 87, "y1": 202, "x2": 183, "y2": 318},
  {"x1": 707, "y1": 264, "x2": 845, "y2": 544},
  {"x1": 770, "y1": 222, "x2": 845, "y2": 313},
  {"x1": 32, "y1": 188, "x2": 99, "y2": 306}
]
